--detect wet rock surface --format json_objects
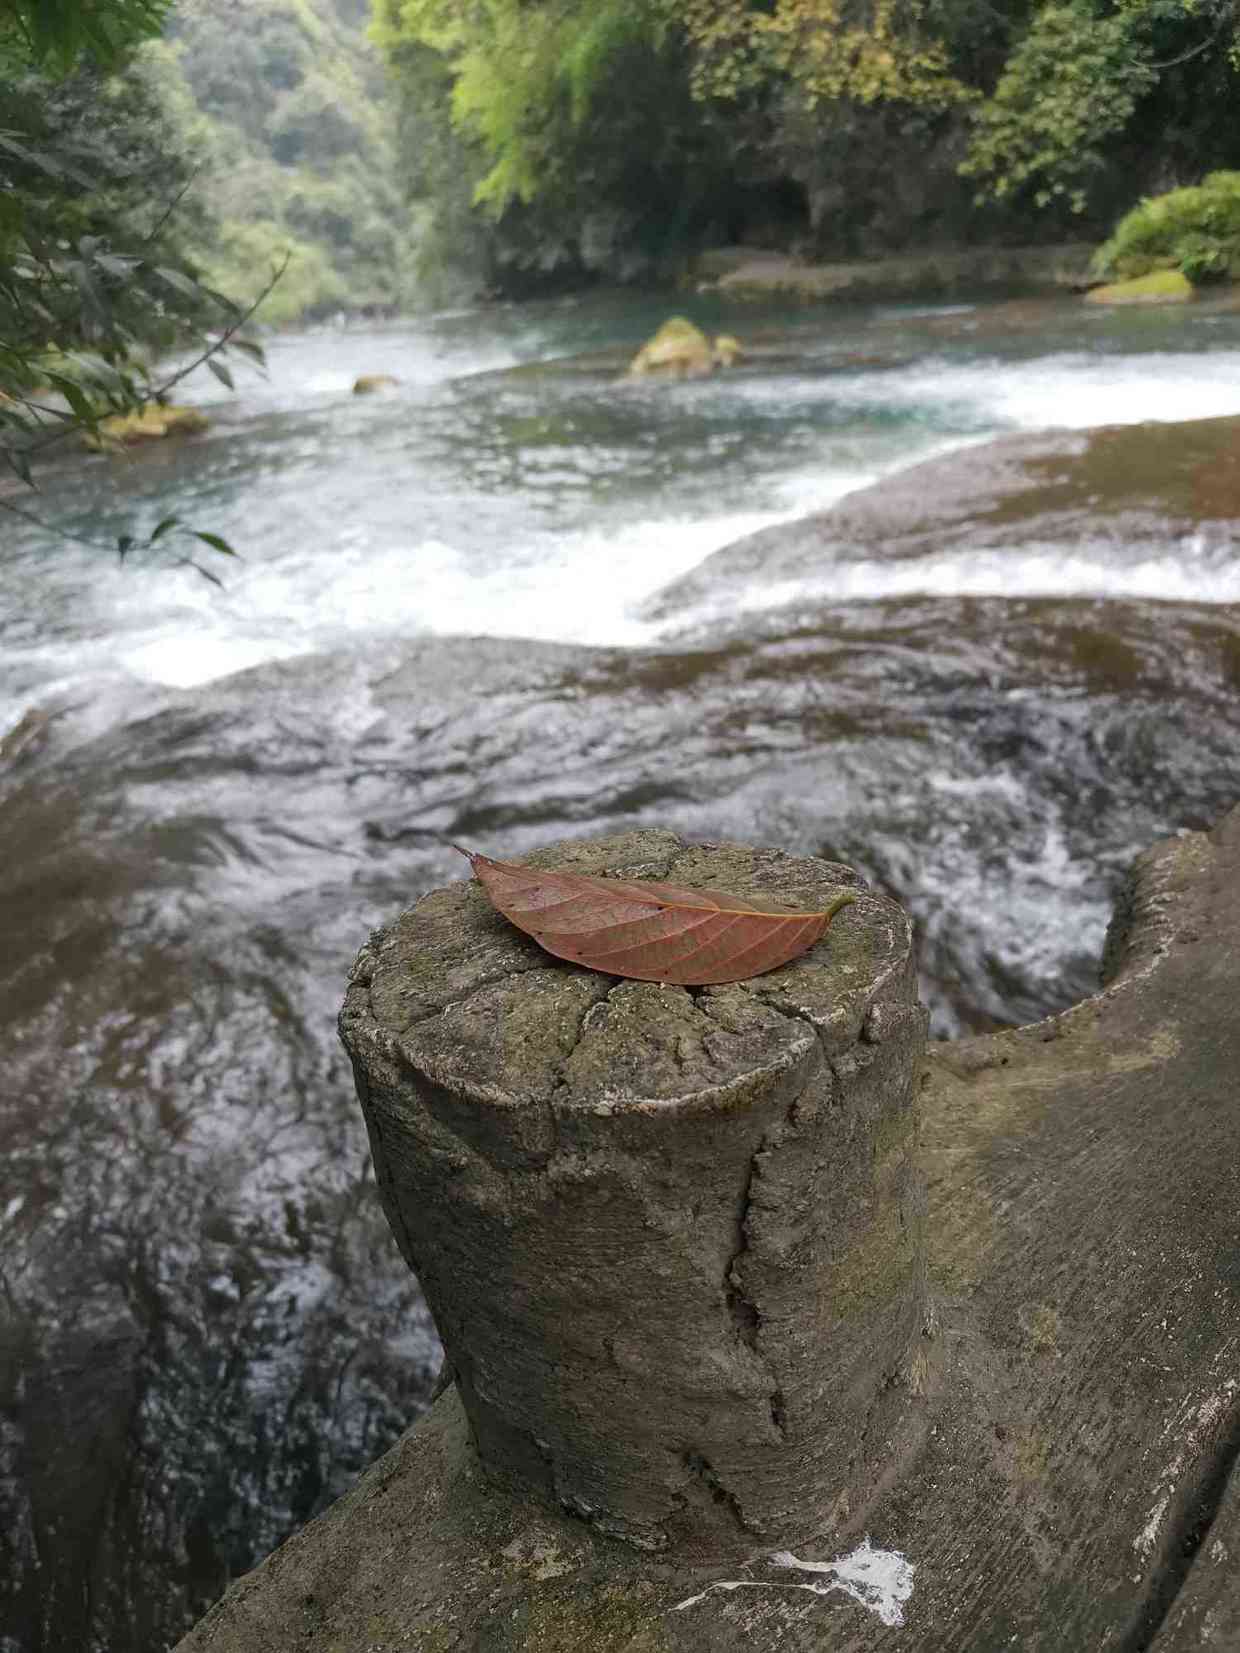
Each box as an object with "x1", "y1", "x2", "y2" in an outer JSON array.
[
  {"x1": 2, "y1": 413, "x2": 1240, "y2": 1648},
  {"x1": 648, "y1": 413, "x2": 1240, "y2": 627}
]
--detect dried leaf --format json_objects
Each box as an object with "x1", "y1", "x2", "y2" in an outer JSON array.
[{"x1": 458, "y1": 848, "x2": 856, "y2": 986}]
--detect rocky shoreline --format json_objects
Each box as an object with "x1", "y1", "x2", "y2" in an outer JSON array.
[{"x1": 690, "y1": 242, "x2": 1097, "y2": 302}]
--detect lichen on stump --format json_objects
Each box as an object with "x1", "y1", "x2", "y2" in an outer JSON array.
[{"x1": 338, "y1": 828, "x2": 929, "y2": 1558}]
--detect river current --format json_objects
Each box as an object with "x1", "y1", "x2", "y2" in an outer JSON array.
[{"x1": 3, "y1": 288, "x2": 1240, "y2": 1650}]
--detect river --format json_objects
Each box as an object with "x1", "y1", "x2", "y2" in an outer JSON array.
[{"x1": 3, "y1": 288, "x2": 1240, "y2": 1651}]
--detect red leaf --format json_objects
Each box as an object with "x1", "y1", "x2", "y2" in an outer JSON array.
[{"x1": 457, "y1": 848, "x2": 856, "y2": 986}]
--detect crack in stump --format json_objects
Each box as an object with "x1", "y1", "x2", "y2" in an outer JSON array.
[
  {"x1": 724, "y1": 1138, "x2": 792, "y2": 1442},
  {"x1": 725, "y1": 1150, "x2": 763, "y2": 1354}
]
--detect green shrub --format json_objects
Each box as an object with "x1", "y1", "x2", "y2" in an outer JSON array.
[{"x1": 1093, "y1": 172, "x2": 1240, "y2": 283}]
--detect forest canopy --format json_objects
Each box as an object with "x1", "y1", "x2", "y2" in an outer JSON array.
[
  {"x1": 374, "y1": 0, "x2": 1240, "y2": 288},
  {"x1": 6, "y1": 0, "x2": 1240, "y2": 332}
]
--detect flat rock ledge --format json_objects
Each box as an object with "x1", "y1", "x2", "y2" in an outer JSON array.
[
  {"x1": 177, "y1": 808, "x2": 1240, "y2": 1652},
  {"x1": 693, "y1": 242, "x2": 1094, "y2": 301}
]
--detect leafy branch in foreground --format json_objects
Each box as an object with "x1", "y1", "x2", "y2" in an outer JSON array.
[
  {"x1": 0, "y1": 9, "x2": 284, "y2": 579},
  {"x1": 1, "y1": 249, "x2": 286, "y2": 582},
  {"x1": 2, "y1": 0, "x2": 171, "y2": 75}
]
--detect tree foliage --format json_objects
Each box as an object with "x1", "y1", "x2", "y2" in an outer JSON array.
[
  {"x1": 0, "y1": 0, "x2": 266, "y2": 575},
  {"x1": 0, "y1": 0, "x2": 170, "y2": 72},
  {"x1": 375, "y1": 0, "x2": 1240, "y2": 286},
  {"x1": 959, "y1": 1, "x2": 1215, "y2": 210},
  {"x1": 152, "y1": 0, "x2": 415, "y2": 324},
  {"x1": 1093, "y1": 167, "x2": 1240, "y2": 280},
  {"x1": 373, "y1": 0, "x2": 749, "y2": 289},
  {"x1": 673, "y1": 0, "x2": 972, "y2": 110}
]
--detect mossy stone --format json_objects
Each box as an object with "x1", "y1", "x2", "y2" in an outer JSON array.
[
  {"x1": 628, "y1": 318, "x2": 715, "y2": 378},
  {"x1": 83, "y1": 403, "x2": 208, "y2": 450},
  {"x1": 1084, "y1": 269, "x2": 1194, "y2": 305}
]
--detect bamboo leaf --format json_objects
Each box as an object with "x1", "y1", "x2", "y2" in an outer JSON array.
[
  {"x1": 148, "y1": 515, "x2": 180, "y2": 543},
  {"x1": 191, "y1": 530, "x2": 238, "y2": 558}
]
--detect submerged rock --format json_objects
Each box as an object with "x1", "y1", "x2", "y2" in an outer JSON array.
[
  {"x1": 352, "y1": 373, "x2": 400, "y2": 394},
  {"x1": 647, "y1": 413, "x2": 1240, "y2": 630},
  {"x1": 1085, "y1": 269, "x2": 1194, "y2": 305},
  {"x1": 83, "y1": 403, "x2": 209, "y2": 450}
]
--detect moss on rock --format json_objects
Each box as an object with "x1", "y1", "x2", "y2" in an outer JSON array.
[
  {"x1": 627, "y1": 320, "x2": 744, "y2": 379},
  {"x1": 628, "y1": 317, "x2": 714, "y2": 378},
  {"x1": 83, "y1": 403, "x2": 209, "y2": 450},
  {"x1": 1084, "y1": 269, "x2": 1194, "y2": 305}
]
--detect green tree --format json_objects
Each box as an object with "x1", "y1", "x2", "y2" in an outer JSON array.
[
  {"x1": 374, "y1": 0, "x2": 1240, "y2": 284},
  {"x1": 373, "y1": 0, "x2": 755, "y2": 288},
  {"x1": 153, "y1": 0, "x2": 416, "y2": 324},
  {"x1": 1, "y1": 0, "x2": 170, "y2": 73},
  {"x1": 959, "y1": 0, "x2": 1240, "y2": 210}
]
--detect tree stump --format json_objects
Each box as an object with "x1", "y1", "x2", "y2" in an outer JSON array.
[
  {"x1": 176, "y1": 811, "x2": 1240, "y2": 1652},
  {"x1": 341, "y1": 830, "x2": 926, "y2": 1556}
]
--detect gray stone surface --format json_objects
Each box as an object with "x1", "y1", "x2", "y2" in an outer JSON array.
[{"x1": 177, "y1": 807, "x2": 1240, "y2": 1652}]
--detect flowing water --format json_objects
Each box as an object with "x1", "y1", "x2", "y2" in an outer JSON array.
[{"x1": 3, "y1": 288, "x2": 1240, "y2": 1651}]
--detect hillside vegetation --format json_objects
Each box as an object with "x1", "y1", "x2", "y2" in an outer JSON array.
[
  {"x1": 376, "y1": 0, "x2": 1240, "y2": 295},
  {"x1": 9, "y1": 0, "x2": 1240, "y2": 331},
  {"x1": 144, "y1": 0, "x2": 414, "y2": 321}
]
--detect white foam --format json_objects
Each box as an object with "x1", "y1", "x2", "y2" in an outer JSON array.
[
  {"x1": 94, "y1": 477, "x2": 881, "y2": 688},
  {"x1": 672, "y1": 539, "x2": 1240, "y2": 629},
  {"x1": 10, "y1": 320, "x2": 1240, "y2": 704},
  {"x1": 834, "y1": 348, "x2": 1240, "y2": 433},
  {"x1": 120, "y1": 633, "x2": 311, "y2": 689}
]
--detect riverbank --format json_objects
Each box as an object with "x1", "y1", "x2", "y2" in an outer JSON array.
[{"x1": 691, "y1": 242, "x2": 1097, "y2": 301}]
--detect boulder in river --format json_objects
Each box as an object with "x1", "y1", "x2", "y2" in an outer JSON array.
[
  {"x1": 0, "y1": 706, "x2": 56, "y2": 768},
  {"x1": 712, "y1": 332, "x2": 743, "y2": 367},
  {"x1": 82, "y1": 403, "x2": 209, "y2": 449},
  {"x1": 1085, "y1": 269, "x2": 1194, "y2": 305},
  {"x1": 352, "y1": 373, "x2": 400, "y2": 395},
  {"x1": 628, "y1": 318, "x2": 739, "y2": 379}
]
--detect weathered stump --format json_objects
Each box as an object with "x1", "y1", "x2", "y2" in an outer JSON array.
[
  {"x1": 176, "y1": 810, "x2": 1240, "y2": 1652},
  {"x1": 339, "y1": 830, "x2": 927, "y2": 1557}
]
